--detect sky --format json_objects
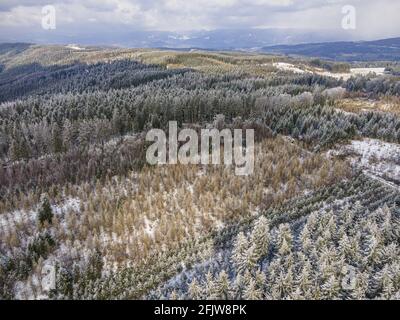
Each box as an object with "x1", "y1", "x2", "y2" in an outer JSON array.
[{"x1": 0, "y1": 0, "x2": 399, "y2": 46}]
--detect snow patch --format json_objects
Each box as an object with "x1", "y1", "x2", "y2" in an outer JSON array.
[
  {"x1": 350, "y1": 68, "x2": 385, "y2": 76},
  {"x1": 144, "y1": 216, "x2": 157, "y2": 238},
  {"x1": 0, "y1": 197, "x2": 81, "y2": 235},
  {"x1": 332, "y1": 138, "x2": 400, "y2": 183},
  {"x1": 66, "y1": 44, "x2": 85, "y2": 51},
  {"x1": 273, "y1": 62, "x2": 305, "y2": 74}
]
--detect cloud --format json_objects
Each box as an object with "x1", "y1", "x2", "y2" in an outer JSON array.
[{"x1": 0, "y1": 0, "x2": 399, "y2": 42}]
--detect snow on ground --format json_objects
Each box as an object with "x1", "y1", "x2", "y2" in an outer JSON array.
[
  {"x1": 350, "y1": 68, "x2": 386, "y2": 76},
  {"x1": 272, "y1": 62, "x2": 306, "y2": 74},
  {"x1": 143, "y1": 216, "x2": 157, "y2": 238},
  {"x1": 271, "y1": 62, "x2": 385, "y2": 81},
  {"x1": 1, "y1": 197, "x2": 82, "y2": 299},
  {"x1": 66, "y1": 44, "x2": 85, "y2": 51},
  {"x1": 0, "y1": 197, "x2": 81, "y2": 235},
  {"x1": 52, "y1": 198, "x2": 81, "y2": 216},
  {"x1": 317, "y1": 70, "x2": 350, "y2": 80},
  {"x1": 317, "y1": 67, "x2": 386, "y2": 81},
  {"x1": 331, "y1": 138, "x2": 400, "y2": 183},
  {"x1": 348, "y1": 139, "x2": 400, "y2": 162}
]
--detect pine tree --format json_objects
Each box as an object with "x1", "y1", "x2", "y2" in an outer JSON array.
[
  {"x1": 290, "y1": 287, "x2": 304, "y2": 300},
  {"x1": 278, "y1": 238, "x2": 291, "y2": 256},
  {"x1": 338, "y1": 233, "x2": 351, "y2": 260},
  {"x1": 382, "y1": 274, "x2": 395, "y2": 299},
  {"x1": 112, "y1": 108, "x2": 124, "y2": 135},
  {"x1": 362, "y1": 233, "x2": 378, "y2": 261},
  {"x1": 213, "y1": 114, "x2": 225, "y2": 130},
  {"x1": 62, "y1": 119, "x2": 77, "y2": 150},
  {"x1": 381, "y1": 205, "x2": 393, "y2": 240},
  {"x1": 271, "y1": 270, "x2": 287, "y2": 299},
  {"x1": 300, "y1": 224, "x2": 312, "y2": 251},
  {"x1": 212, "y1": 271, "x2": 231, "y2": 300},
  {"x1": 254, "y1": 270, "x2": 267, "y2": 292},
  {"x1": 321, "y1": 275, "x2": 340, "y2": 299},
  {"x1": 231, "y1": 232, "x2": 250, "y2": 275},
  {"x1": 51, "y1": 122, "x2": 64, "y2": 153},
  {"x1": 243, "y1": 278, "x2": 262, "y2": 300},
  {"x1": 277, "y1": 224, "x2": 293, "y2": 254},
  {"x1": 250, "y1": 216, "x2": 270, "y2": 262},
  {"x1": 38, "y1": 197, "x2": 53, "y2": 226},
  {"x1": 296, "y1": 261, "x2": 313, "y2": 293},
  {"x1": 170, "y1": 290, "x2": 179, "y2": 300},
  {"x1": 205, "y1": 271, "x2": 215, "y2": 299},
  {"x1": 188, "y1": 278, "x2": 203, "y2": 300},
  {"x1": 351, "y1": 272, "x2": 369, "y2": 300}
]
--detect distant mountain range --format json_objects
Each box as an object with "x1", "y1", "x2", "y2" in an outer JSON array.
[
  {"x1": 0, "y1": 27, "x2": 357, "y2": 50},
  {"x1": 2, "y1": 31, "x2": 400, "y2": 62},
  {"x1": 261, "y1": 37, "x2": 400, "y2": 61}
]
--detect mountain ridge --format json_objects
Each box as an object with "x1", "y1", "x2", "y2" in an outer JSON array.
[{"x1": 262, "y1": 37, "x2": 400, "y2": 61}]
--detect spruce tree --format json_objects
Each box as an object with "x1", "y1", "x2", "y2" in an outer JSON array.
[
  {"x1": 231, "y1": 232, "x2": 250, "y2": 275},
  {"x1": 188, "y1": 278, "x2": 203, "y2": 300},
  {"x1": 38, "y1": 197, "x2": 53, "y2": 226},
  {"x1": 250, "y1": 216, "x2": 270, "y2": 262},
  {"x1": 243, "y1": 278, "x2": 262, "y2": 300}
]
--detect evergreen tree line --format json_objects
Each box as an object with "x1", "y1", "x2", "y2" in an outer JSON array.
[
  {"x1": 1, "y1": 68, "x2": 400, "y2": 198},
  {"x1": 0, "y1": 231, "x2": 55, "y2": 299},
  {"x1": 259, "y1": 94, "x2": 400, "y2": 148},
  {"x1": 45, "y1": 174, "x2": 400, "y2": 299},
  {"x1": 0, "y1": 69, "x2": 342, "y2": 161},
  {"x1": 148, "y1": 175, "x2": 400, "y2": 300},
  {"x1": 346, "y1": 75, "x2": 400, "y2": 96},
  {"x1": 1, "y1": 69, "x2": 398, "y2": 163},
  {"x1": 0, "y1": 60, "x2": 190, "y2": 103},
  {"x1": 0, "y1": 135, "x2": 146, "y2": 198}
]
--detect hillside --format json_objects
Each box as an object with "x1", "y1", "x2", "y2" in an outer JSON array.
[
  {"x1": 262, "y1": 37, "x2": 400, "y2": 61},
  {"x1": 1, "y1": 44, "x2": 400, "y2": 300}
]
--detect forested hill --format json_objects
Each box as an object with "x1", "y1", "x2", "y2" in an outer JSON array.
[
  {"x1": 262, "y1": 37, "x2": 400, "y2": 61},
  {"x1": 2, "y1": 43, "x2": 400, "y2": 300}
]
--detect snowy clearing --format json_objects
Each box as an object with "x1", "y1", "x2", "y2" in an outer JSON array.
[
  {"x1": 318, "y1": 67, "x2": 385, "y2": 80},
  {"x1": 272, "y1": 63, "x2": 386, "y2": 81},
  {"x1": 350, "y1": 67, "x2": 386, "y2": 76},
  {"x1": 272, "y1": 62, "x2": 306, "y2": 74},
  {"x1": 331, "y1": 138, "x2": 400, "y2": 183},
  {"x1": 66, "y1": 44, "x2": 85, "y2": 51},
  {"x1": 0, "y1": 198, "x2": 81, "y2": 234}
]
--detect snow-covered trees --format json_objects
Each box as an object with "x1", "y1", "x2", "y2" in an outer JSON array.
[
  {"x1": 231, "y1": 232, "x2": 250, "y2": 275},
  {"x1": 188, "y1": 278, "x2": 203, "y2": 300},
  {"x1": 149, "y1": 175, "x2": 400, "y2": 300},
  {"x1": 249, "y1": 216, "x2": 270, "y2": 262},
  {"x1": 231, "y1": 217, "x2": 270, "y2": 279},
  {"x1": 2, "y1": 46, "x2": 400, "y2": 300}
]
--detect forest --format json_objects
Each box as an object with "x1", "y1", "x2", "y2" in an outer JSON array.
[{"x1": 1, "y1": 43, "x2": 400, "y2": 300}]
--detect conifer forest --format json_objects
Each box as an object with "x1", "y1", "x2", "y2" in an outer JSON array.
[{"x1": 1, "y1": 43, "x2": 400, "y2": 300}]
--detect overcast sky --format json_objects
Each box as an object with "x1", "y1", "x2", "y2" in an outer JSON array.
[{"x1": 1, "y1": 0, "x2": 399, "y2": 44}]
